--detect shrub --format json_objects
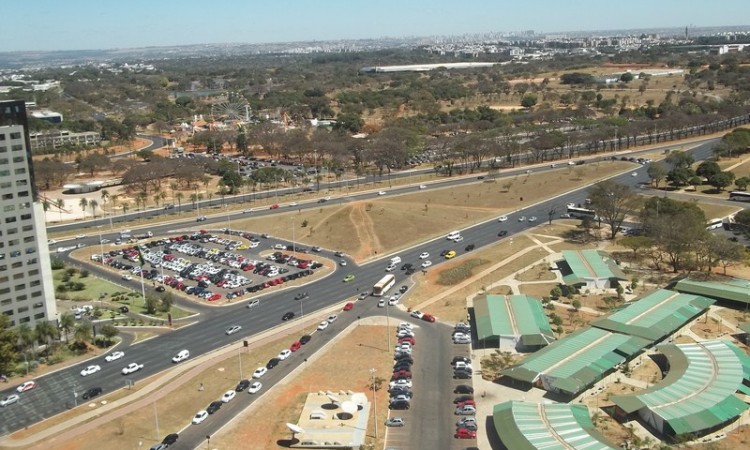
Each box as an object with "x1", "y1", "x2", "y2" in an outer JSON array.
[
  {"x1": 50, "y1": 257, "x2": 65, "y2": 270},
  {"x1": 80, "y1": 270, "x2": 90, "y2": 278},
  {"x1": 56, "y1": 284, "x2": 69, "y2": 293}
]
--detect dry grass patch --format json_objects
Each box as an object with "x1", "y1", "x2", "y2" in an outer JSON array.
[
  {"x1": 515, "y1": 263, "x2": 557, "y2": 282},
  {"x1": 690, "y1": 316, "x2": 736, "y2": 340},
  {"x1": 518, "y1": 283, "x2": 558, "y2": 298},
  {"x1": 694, "y1": 201, "x2": 743, "y2": 220}
]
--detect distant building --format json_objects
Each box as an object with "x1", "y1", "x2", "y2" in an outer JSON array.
[
  {"x1": 557, "y1": 250, "x2": 627, "y2": 290},
  {"x1": 674, "y1": 277, "x2": 750, "y2": 308},
  {"x1": 291, "y1": 391, "x2": 370, "y2": 448},
  {"x1": 29, "y1": 130, "x2": 101, "y2": 152},
  {"x1": 30, "y1": 110, "x2": 63, "y2": 124},
  {"x1": 360, "y1": 62, "x2": 499, "y2": 73},
  {"x1": 472, "y1": 294, "x2": 555, "y2": 351}
]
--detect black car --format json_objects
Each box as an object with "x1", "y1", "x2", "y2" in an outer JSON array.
[
  {"x1": 389, "y1": 400, "x2": 410, "y2": 410},
  {"x1": 465, "y1": 244, "x2": 475, "y2": 252},
  {"x1": 440, "y1": 249, "x2": 449, "y2": 257},
  {"x1": 267, "y1": 358, "x2": 281, "y2": 369},
  {"x1": 453, "y1": 395, "x2": 475, "y2": 403},
  {"x1": 454, "y1": 384, "x2": 474, "y2": 394},
  {"x1": 399, "y1": 285, "x2": 408, "y2": 294},
  {"x1": 299, "y1": 334, "x2": 312, "y2": 345},
  {"x1": 393, "y1": 362, "x2": 412, "y2": 371},
  {"x1": 498, "y1": 230, "x2": 508, "y2": 237},
  {"x1": 311, "y1": 246, "x2": 322, "y2": 252},
  {"x1": 400, "y1": 263, "x2": 413, "y2": 271},
  {"x1": 453, "y1": 369, "x2": 472, "y2": 379},
  {"x1": 155, "y1": 286, "x2": 165, "y2": 292},
  {"x1": 282, "y1": 312, "x2": 295, "y2": 321},
  {"x1": 334, "y1": 251, "x2": 345, "y2": 257},
  {"x1": 294, "y1": 292, "x2": 309, "y2": 300},
  {"x1": 162, "y1": 433, "x2": 179, "y2": 446},
  {"x1": 394, "y1": 355, "x2": 414, "y2": 364},
  {"x1": 82, "y1": 387, "x2": 103, "y2": 400},
  {"x1": 118, "y1": 306, "x2": 129, "y2": 313},
  {"x1": 206, "y1": 400, "x2": 222, "y2": 414},
  {"x1": 235, "y1": 379, "x2": 251, "y2": 392},
  {"x1": 452, "y1": 356, "x2": 471, "y2": 365}
]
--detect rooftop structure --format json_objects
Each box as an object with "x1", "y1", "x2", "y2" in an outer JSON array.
[
  {"x1": 290, "y1": 391, "x2": 370, "y2": 449},
  {"x1": 592, "y1": 290, "x2": 713, "y2": 341},
  {"x1": 611, "y1": 340, "x2": 750, "y2": 439},
  {"x1": 503, "y1": 327, "x2": 650, "y2": 396},
  {"x1": 473, "y1": 294, "x2": 555, "y2": 351},
  {"x1": 558, "y1": 250, "x2": 627, "y2": 290},
  {"x1": 493, "y1": 401, "x2": 619, "y2": 450},
  {"x1": 360, "y1": 62, "x2": 499, "y2": 73},
  {"x1": 674, "y1": 277, "x2": 750, "y2": 306}
]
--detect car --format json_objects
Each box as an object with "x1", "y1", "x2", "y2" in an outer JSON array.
[
  {"x1": 121, "y1": 363, "x2": 144, "y2": 375},
  {"x1": 105, "y1": 351, "x2": 125, "y2": 362},
  {"x1": 343, "y1": 302, "x2": 354, "y2": 311},
  {"x1": 299, "y1": 335, "x2": 312, "y2": 345},
  {"x1": 16, "y1": 380, "x2": 37, "y2": 393},
  {"x1": 385, "y1": 417, "x2": 405, "y2": 427},
  {"x1": 497, "y1": 230, "x2": 508, "y2": 237},
  {"x1": 192, "y1": 410, "x2": 209, "y2": 424},
  {"x1": 253, "y1": 367, "x2": 268, "y2": 378},
  {"x1": 294, "y1": 292, "x2": 309, "y2": 300},
  {"x1": 394, "y1": 355, "x2": 414, "y2": 364},
  {"x1": 80, "y1": 365, "x2": 101, "y2": 377},
  {"x1": 282, "y1": 311, "x2": 295, "y2": 321},
  {"x1": 465, "y1": 244, "x2": 475, "y2": 251},
  {"x1": 452, "y1": 356, "x2": 471, "y2": 365},
  {"x1": 445, "y1": 250, "x2": 456, "y2": 259},
  {"x1": 454, "y1": 369, "x2": 472, "y2": 379},
  {"x1": 455, "y1": 428, "x2": 477, "y2": 439},
  {"x1": 410, "y1": 310, "x2": 424, "y2": 319},
  {"x1": 560, "y1": 213, "x2": 572, "y2": 218},
  {"x1": 389, "y1": 378, "x2": 412, "y2": 388},
  {"x1": 632, "y1": 171, "x2": 638, "y2": 177},
  {"x1": 278, "y1": 349, "x2": 292, "y2": 360},
  {"x1": 248, "y1": 381, "x2": 262, "y2": 394},
  {"x1": 418, "y1": 184, "x2": 428, "y2": 190},
  {"x1": 389, "y1": 400, "x2": 410, "y2": 410},
  {"x1": 172, "y1": 349, "x2": 190, "y2": 363},
  {"x1": 235, "y1": 379, "x2": 251, "y2": 392},
  {"x1": 317, "y1": 321, "x2": 329, "y2": 331},
  {"x1": 162, "y1": 433, "x2": 179, "y2": 446},
  {"x1": 378, "y1": 298, "x2": 386, "y2": 308},
  {"x1": 455, "y1": 405, "x2": 477, "y2": 415},
  {"x1": 0, "y1": 394, "x2": 19, "y2": 407},
  {"x1": 221, "y1": 390, "x2": 236, "y2": 403},
  {"x1": 378, "y1": 191, "x2": 387, "y2": 195},
  {"x1": 528, "y1": 216, "x2": 537, "y2": 222},
  {"x1": 82, "y1": 387, "x2": 103, "y2": 400},
  {"x1": 343, "y1": 275, "x2": 355, "y2": 282},
  {"x1": 457, "y1": 417, "x2": 478, "y2": 430},
  {"x1": 339, "y1": 259, "x2": 347, "y2": 266},
  {"x1": 75, "y1": 234, "x2": 86, "y2": 239},
  {"x1": 498, "y1": 215, "x2": 508, "y2": 222},
  {"x1": 290, "y1": 341, "x2": 302, "y2": 352},
  {"x1": 328, "y1": 314, "x2": 338, "y2": 323},
  {"x1": 196, "y1": 216, "x2": 207, "y2": 222},
  {"x1": 454, "y1": 395, "x2": 475, "y2": 404},
  {"x1": 247, "y1": 299, "x2": 260, "y2": 309},
  {"x1": 392, "y1": 370, "x2": 412, "y2": 379},
  {"x1": 422, "y1": 313, "x2": 436, "y2": 322},
  {"x1": 421, "y1": 260, "x2": 432, "y2": 268},
  {"x1": 269, "y1": 204, "x2": 279, "y2": 209},
  {"x1": 225, "y1": 325, "x2": 242, "y2": 335},
  {"x1": 419, "y1": 252, "x2": 429, "y2": 259},
  {"x1": 518, "y1": 216, "x2": 526, "y2": 222},
  {"x1": 454, "y1": 384, "x2": 474, "y2": 394},
  {"x1": 100, "y1": 238, "x2": 110, "y2": 244},
  {"x1": 122, "y1": 274, "x2": 133, "y2": 281},
  {"x1": 266, "y1": 358, "x2": 280, "y2": 369}
]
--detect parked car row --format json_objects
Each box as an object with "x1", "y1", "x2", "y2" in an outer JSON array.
[
  {"x1": 389, "y1": 322, "x2": 416, "y2": 411},
  {"x1": 451, "y1": 351, "x2": 477, "y2": 439},
  {"x1": 453, "y1": 322, "x2": 472, "y2": 345}
]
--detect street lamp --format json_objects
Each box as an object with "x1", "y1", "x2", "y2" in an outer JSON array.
[
  {"x1": 97, "y1": 225, "x2": 104, "y2": 267},
  {"x1": 206, "y1": 435, "x2": 211, "y2": 450},
  {"x1": 369, "y1": 368, "x2": 378, "y2": 439}
]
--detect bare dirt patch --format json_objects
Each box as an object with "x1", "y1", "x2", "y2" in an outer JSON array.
[{"x1": 516, "y1": 263, "x2": 557, "y2": 282}]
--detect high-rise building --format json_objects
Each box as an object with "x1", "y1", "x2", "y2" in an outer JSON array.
[{"x1": 0, "y1": 100, "x2": 57, "y2": 327}]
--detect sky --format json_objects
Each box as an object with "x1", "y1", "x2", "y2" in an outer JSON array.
[{"x1": 3, "y1": 0, "x2": 748, "y2": 52}]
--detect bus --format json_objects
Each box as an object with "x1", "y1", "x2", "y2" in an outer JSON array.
[
  {"x1": 729, "y1": 191, "x2": 750, "y2": 202},
  {"x1": 373, "y1": 274, "x2": 396, "y2": 297},
  {"x1": 566, "y1": 204, "x2": 598, "y2": 220},
  {"x1": 706, "y1": 218, "x2": 724, "y2": 231}
]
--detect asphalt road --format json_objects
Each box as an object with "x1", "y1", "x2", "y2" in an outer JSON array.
[{"x1": 0, "y1": 138, "x2": 721, "y2": 439}]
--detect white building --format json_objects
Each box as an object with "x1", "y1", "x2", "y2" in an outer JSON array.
[{"x1": 0, "y1": 100, "x2": 57, "y2": 327}]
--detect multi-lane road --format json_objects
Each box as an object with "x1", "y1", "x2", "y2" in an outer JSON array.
[{"x1": 0, "y1": 138, "x2": 724, "y2": 445}]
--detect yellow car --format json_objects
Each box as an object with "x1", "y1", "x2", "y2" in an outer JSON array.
[{"x1": 445, "y1": 251, "x2": 457, "y2": 259}]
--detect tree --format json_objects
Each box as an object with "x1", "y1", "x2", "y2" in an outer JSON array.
[
  {"x1": 666, "y1": 151, "x2": 694, "y2": 169},
  {"x1": 706, "y1": 235, "x2": 746, "y2": 274},
  {"x1": 647, "y1": 162, "x2": 667, "y2": 189},
  {"x1": 708, "y1": 171, "x2": 735, "y2": 191},
  {"x1": 641, "y1": 197, "x2": 708, "y2": 272},
  {"x1": 74, "y1": 322, "x2": 92, "y2": 344},
  {"x1": 620, "y1": 72, "x2": 635, "y2": 83},
  {"x1": 588, "y1": 180, "x2": 639, "y2": 239},
  {"x1": 618, "y1": 235, "x2": 654, "y2": 258},
  {"x1": 520, "y1": 94, "x2": 538, "y2": 108},
  {"x1": 78, "y1": 198, "x2": 89, "y2": 219},
  {"x1": 99, "y1": 324, "x2": 119, "y2": 345},
  {"x1": 571, "y1": 299, "x2": 582, "y2": 312},
  {"x1": 667, "y1": 166, "x2": 695, "y2": 187},
  {"x1": 55, "y1": 198, "x2": 65, "y2": 222},
  {"x1": 0, "y1": 315, "x2": 18, "y2": 376},
  {"x1": 734, "y1": 209, "x2": 750, "y2": 232},
  {"x1": 34, "y1": 320, "x2": 57, "y2": 348},
  {"x1": 696, "y1": 161, "x2": 722, "y2": 180},
  {"x1": 236, "y1": 125, "x2": 248, "y2": 154},
  {"x1": 88, "y1": 199, "x2": 99, "y2": 219},
  {"x1": 59, "y1": 313, "x2": 75, "y2": 343},
  {"x1": 735, "y1": 176, "x2": 750, "y2": 191},
  {"x1": 145, "y1": 295, "x2": 160, "y2": 315}
]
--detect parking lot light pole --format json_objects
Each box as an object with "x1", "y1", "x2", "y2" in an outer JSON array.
[
  {"x1": 97, "y1": 226, "x2": 104, "y2": 266},
  {"x1": 369, "y1": 368, "x2": 378, "y2": 439}
]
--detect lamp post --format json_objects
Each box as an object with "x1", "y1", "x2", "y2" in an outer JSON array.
[
  {"x1": 291, "y1": 217, "x2": 296, "y2": 254},
  {"x1": 206, "y1": 435, "x2": 211, "y2": 450},
  {"x1": 97, "y1": 226, "x2": 104, "y2": 266},
  {"x1": 369, "y1": 368, "x2": 378, "y2": 439},
  {"x1": 238, "y1": 345, "x2": 243, "y2": 380}
]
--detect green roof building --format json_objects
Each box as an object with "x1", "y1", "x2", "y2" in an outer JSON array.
[
  {"x1": 502, "y1": 327, "x2": 650, "y2": 396},
  {"x1": 473, "y1": 294, "x2": 556, "y2": 351},
  {"x1": 611, "y1": 340, "x2": 750, "y2": 439},
  {"x1": 592, "y1": 290, "x2": 714, "y2": 342},
  {"x1": 493, "y1": 401, "x2": 619, "y2": 450},
  {"x1": 558, "y1": 250, "x2": 627, "y2": 290},
  {"x1": 674, "y1": 277, "x2": 750, "y2": 307}
]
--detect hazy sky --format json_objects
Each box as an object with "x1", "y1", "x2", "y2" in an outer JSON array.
[{"x1": 4, "y1": 0, "x2": 748, "y2": 52}]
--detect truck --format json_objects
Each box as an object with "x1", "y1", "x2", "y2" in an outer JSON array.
[{"x1": 135, "y1": 231, "x2": 153, "y2": 240}]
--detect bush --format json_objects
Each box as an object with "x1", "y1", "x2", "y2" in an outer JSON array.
[
  {"x1": 80, "y1": 270, "x2": 90, "y2": 278},
  {"x1": 50, "y1": 257, "x2": 65, "y2": 270},
  {"x1": 65, "y1": 268, "x2": 77, "y2": 276},
  {"x1": 56, "y1": 284, "x2": 69, "y2": 293},
  {"x1": 60, "y1": 273, "x2": 71, "y2": 283}
]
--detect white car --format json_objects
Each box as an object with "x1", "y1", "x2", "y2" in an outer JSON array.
[
  {"x1": 378, "y1": 299, "x2": 386, "y2": 308},
  {"x1": 378, "y1": 191, "x2": 387, "y2": 196},
  {"x1": 339, "y1": 259, "x2": 347, "y2": 266},
  {"x1": 16, "y1": 381, "x2": 37, "y2": 393},
  {"x1": 243, "y1": 209, "x2": 253, "y2": 214},
  {"x1": 498, "y1": 215, "x2": 508, "y2": 222},
  {"x1": 105, "y1": 351, "x2": 125, "y2": 362},
  {"x1": 248, "y1": 381, "x2": 262, "y2": 394},
  {"x1": 274, "y1": 244, "x2": 286, "y2": 250},
  {"x1": 75, "y1": 234, "x2": 86, "y2": 239},
  {"x1": 247, "y1": 299, "x2": 260, "y2": 309},
  {"x1": 0, "y1": 394, "x2": 19, "y2": 407},
  {"x1": 389, "y1": 378, "x2": 413, "y2": 388},
  {"x1": 192, "y1": 410, "x2": 209, "y2": 424},
  {"x1": 80, "y1": 365, "x2": 101, "y2": 377},
  {"x1": 221, "y1": 390, "x2": 236, "y2": 403},
  {"x1": 528, "y1": 216, "x2": 537, "y2": 222},
  {"x1": 288, "y1": 202, "x2": 298, "y2": 207},
  {"x1": 419, "y1": 252, "x2": 429, "y2": 259},
  {"x1": 317, "y1": 321, "x2": 329, "y2": 331},
  {"x1": 121, "y1": 363, "x2": 144, "y2": 375},
  {"x1": 388, "y1": 296, "x2": 399, "y2": 306},
  {"x1": 225, "y1": 325, "x2": 242, "y2": 335},
  {"x1": 410, "y1": 310, "x2": 424, "y2": 319},
  {"x1": 632, "y1": 172, "x2": 638, "y2": 177},
  {"x1": 518, "y1": 216, "x2": 526, "y2": 222},
  {"x1": 421, "y1": 260, "x2": 432, "y2": 268},
  {"x1": 122, "y1": 274, "x2": 132, "y2": 281},
  {"x1": 327, "y1": 314, "x2": 338, "y2": 323},
  {"x1": 172, "y1": 349, "x2": 190, "y2": 363},
  {"x1": 47, "y1": 239, "x2": 57, "y2": 245},
  {"x1": 419, "y1": 185, "x2": 427, "y2": 190},
  {"x1": 252, "y1": 367, "x2": 267, "y2": 379},
  {"x1": 278, "y1": 349, "x2": 292, "y2": 361}
]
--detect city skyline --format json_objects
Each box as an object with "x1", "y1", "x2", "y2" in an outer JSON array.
[{"x1": 3, "y1": 0, "x2": 749, "y2": 52}]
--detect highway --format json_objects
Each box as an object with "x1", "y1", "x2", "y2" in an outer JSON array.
[{"x1": 0, "y1": 138, "x2": 721, "y2": 443}]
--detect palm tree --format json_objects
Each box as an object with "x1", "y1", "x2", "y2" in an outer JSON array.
[
  {"x1": 137, "y1": 192, "x2": 148, "y2": 210},
  {"x1": 18, "y1": 323, "x2": 36, "y2": 358},
  {"x1": 88, "y1": 199, "x2": 99, "y2": 219},
  {"x1": 109, "y1": 194, "x2": 119, "y2": 213},
  {"x1": 79, "y1": 198, "x2": 89, "y2": 219},
  {"x1": 170, "y1": 182, "x2": 179, "y2": 203},
  {"x1": 175, "y1": 192, "x2": 184, "y2": 214},
  {"x1": 158, "y1": 191, "x2": 168, "y2": 207},
  {"x1": 42, "y1": 198, "x2": 50, "y2": 220},
  {"x1": 74, "y1": 322, "x2": 92, "y2": 344},
  {"x1": 59, "y1": 313, "x2": 75, "y2": 343},
  {"x1": 100, "y1": 189, "x2": 110, "y2": 213},
  {"x1": 153, "y1": 187, "x2": 162, "y2": 208},
  {"x1": 56, "y1": 198, "x2": 65, "y2": 222},
  {"x1": 34, "y1": 320, "x2": 58, "y2": 348},
  {"x1": 121, "y1": 201, "x2": 130, "y2": 216},
  {"x1": 189, "y1": 193, "x2": 197, "y2": 209}
]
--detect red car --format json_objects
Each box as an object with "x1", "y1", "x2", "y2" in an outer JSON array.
[
  {"x1": 343, "y1": 302, "x2": 354, "y2": 311},
  {"x1": 270, "y1": 204, "x2": 280, "y2": 209},
  {"x1": 208, "y1": 293, "x2": 222, "y2": 301},
  {"x1": 457, "y1": 400, "x2": 476, "y2": 408},
  {"x1": 290, "y1": 341, "x2": 302, "y2": 352},
  {"x1": 391, "y1": 370, "x2": 412, "y2": 379},
  {"x1": 398, "y1": 337, "x2": 415, "y2": 345},
  {"x1": 422, "y1": 313, "x2": 436, "y2": 323},
  {"x1": 454, "y1": 428, "x2": 476, "y2": 439}
]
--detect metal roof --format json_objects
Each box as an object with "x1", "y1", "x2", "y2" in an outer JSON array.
[
  {"x1": 592, "y1": 290, "x2": 714, "y2": 341},
  {"x1": 739, "y1": 322, "x2": 750, "y2": 335},
  {"x1": 674, "y1": 278, "x2": 750, "y2": 305},
  {"x1": 474, "y1": 295, "x2": 555, "y2": 345},
  {"x1": 493, "y1": 401, "x2": 619, "y2": 450},
  {"x1": 503, "y1": 328, "x2": 649, "y2": 395},
  {"x1": 560, "y1": 250, "x2": 627, "y2": 285},
  {"x1": 611, "y1": 340, "x2": 750, "y2": 436}
]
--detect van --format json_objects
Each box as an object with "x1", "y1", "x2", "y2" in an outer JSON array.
[
  {"x1": 385, "y1": 264, "x2": 397, "y2": 272},
  {"x1": 446, "y1": 231, "x2": 461, "y2": 241},
  {"x1": 389, "y1": 256, "x2": 402, "y2": 265}
]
